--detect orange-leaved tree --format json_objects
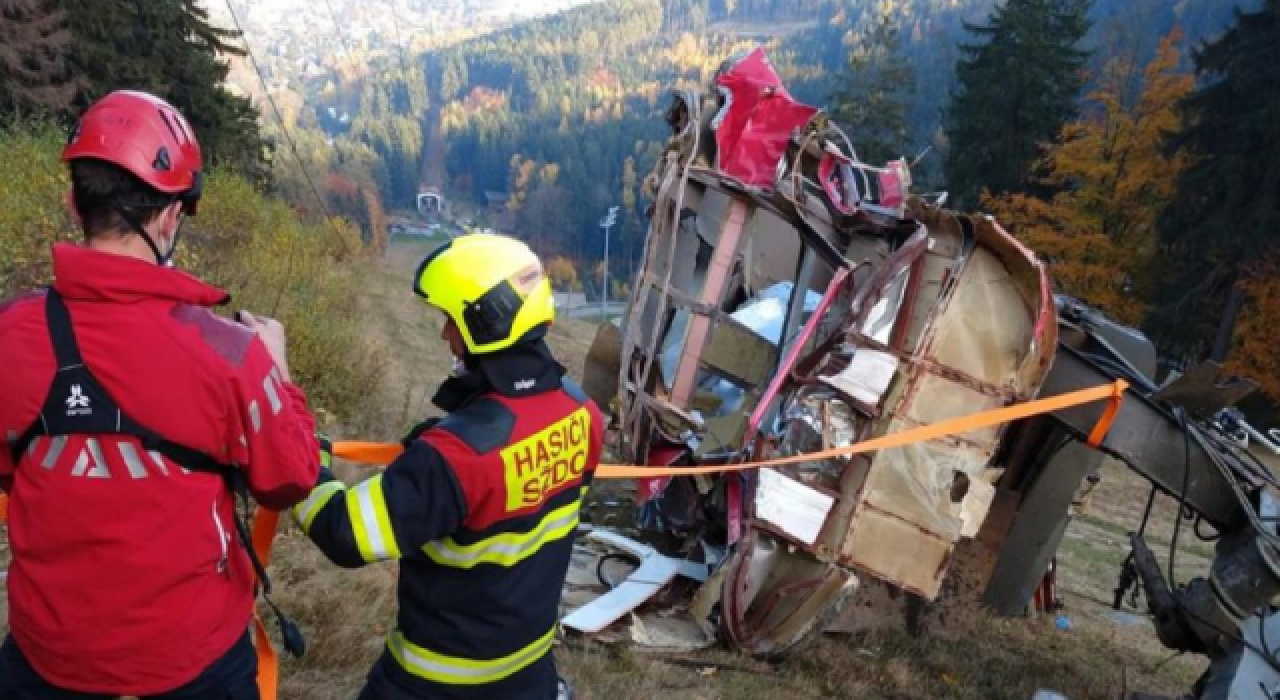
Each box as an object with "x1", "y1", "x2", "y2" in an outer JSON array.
[
  {"x1": 1227, "y1": 263, "x2": 1280, "y2": 401},
  {"x1": 983, "y1": 28, "x2": 1195, "y2": 327},
  {"x1": 546, "y1": 256, "x2": 580, "y2": 293}
]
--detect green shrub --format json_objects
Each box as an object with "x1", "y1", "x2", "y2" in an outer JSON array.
[{"x1": 0, "y1": 120, "x2": 386, "y2": 434}]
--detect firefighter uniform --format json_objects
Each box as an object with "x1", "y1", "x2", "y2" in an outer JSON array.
[{"x1": 293, "y1": 233, "x2": 602, "y2": 700}]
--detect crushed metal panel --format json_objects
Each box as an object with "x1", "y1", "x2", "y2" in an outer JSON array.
[
  {"x1": 834, "y1": 210, "x2": 1053, "y2": 599},
  {"x1": 839, "y1": 505, "x2": 953, "y2": 596},
  {"x1": 754, "y1": 469, "x2": 836, "y2": 546},
  {"x1": 721, "y1": 530, "x2": 860, "y2": 655},
  {"x1": 926, "y1": 248, "x2": 1035, "y2": 388}
]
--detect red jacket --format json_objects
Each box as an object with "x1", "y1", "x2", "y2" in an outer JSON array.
[{"x1": 0, "y1": 244, "x2": 319, "y2": 694}]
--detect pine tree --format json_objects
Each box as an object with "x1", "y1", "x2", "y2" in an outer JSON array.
[
  {"x1": 829, "y1": 13, "x2": 917, "y2": 165},
  {"x1": 1145, "y1": 0, "x2": 1280, "y2": 360},
  {"x1": 62, "y1": 0, "x2": 269, "y2": 182},
  {"x1": 982, "y1": 29, "x2": 1194, "y2": 328},
  {"x1": 943, "y1": 0, "x2": 1093, "y2": 209},
  {"x1": 0, "y1": 0, "x2": 78, "y2": 118}
]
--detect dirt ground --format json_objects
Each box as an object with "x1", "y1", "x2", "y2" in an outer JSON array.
[{"x1": 0, "y1": 237, "x2": 1215, "y2": 699}]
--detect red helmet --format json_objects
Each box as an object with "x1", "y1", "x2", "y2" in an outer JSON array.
[{"x1": 62, "y1": 90, "x2": 204, "y2": 213}]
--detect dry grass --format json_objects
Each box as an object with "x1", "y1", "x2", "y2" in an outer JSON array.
[{"x1": 0, "y1": 237, "x2": 1214, "y2": 699}]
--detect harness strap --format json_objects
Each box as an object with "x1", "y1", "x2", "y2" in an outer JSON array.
[{"x1": 5, "y1": 289, "x2": 303, "y2": 679}]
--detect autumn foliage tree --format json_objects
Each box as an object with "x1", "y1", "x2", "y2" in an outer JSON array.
[
  {"x1": 546, "y1": 256, "x2": 580, "y2": 293},
  {"x1": 1228, "y1": 264, "x2": 1280, "y2": 401},
  {"x1": 1147, "y1": 0, "x2": 1280, "y2": 370},
  {"x1": 983, "y1": 29, "x2": 1194, "y2": 326}
]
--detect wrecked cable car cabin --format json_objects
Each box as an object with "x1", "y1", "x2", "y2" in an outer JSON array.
[{"x1": 568, "y1": 48, "x2": 1057, "y2": 655}]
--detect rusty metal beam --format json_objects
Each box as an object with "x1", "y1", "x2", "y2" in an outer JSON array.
[
  {"x1": 670, "y1": 197, "x2": 751, "y2": 408},
  {"x1": 1038, "y1": 345, "x2": 1244, "y2": 529},
  {"x1": 982, "y1": 439, "x2": 1104, "y2": 615}
]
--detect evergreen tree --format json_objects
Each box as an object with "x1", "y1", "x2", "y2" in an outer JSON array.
[
  {"x1": 0, "y1": 0, "x2": 77, "y2": 118},
  {"x1": 62, "y1": 0, "x2": 270, "y2": 182},
  {"x1": 943, "y1": 0, "x2": 1092, "y2": 209},
  {"x1": 982, "y1": 30, "x2": 1194, "y2": 327},
  {"x1": 1145, "y1": 0, "x2": 1280, "y2": 359},
  {"x1": 830, "y1": 13, "x2": 917, "y2": 165}
]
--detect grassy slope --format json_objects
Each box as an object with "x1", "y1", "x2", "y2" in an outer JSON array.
[
  {"x1": 0, "y1": 237, "x2": 1211, "y2": 699},
  {"x1": 275, "y1": 238, "x2": 1207, "y2": 699}
]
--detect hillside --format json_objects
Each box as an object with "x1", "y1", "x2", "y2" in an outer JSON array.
[
  {"x1": 243, "y1": 0, "x2": 1263, "y2": 265},
  {"x1": 256, "y1": 239, "x2": 1212, "y2": 700}
]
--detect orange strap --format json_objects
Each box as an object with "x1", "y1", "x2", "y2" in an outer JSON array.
[
  {"x1": 333, "y1": 380, "x2": 1130, "y2": 476},
  {"x1": 253, "y1": 613, "x2": 278, "y2": 700},
  {"x1": 1087, "y1": 379, "x2": 1127, "y2": 448},
  {"x1": 250, "y1": 509, "x2": 281, "y2": 700},
  {"x1": 0, "y1": 378, "x2": 1127, "y2": 698}
]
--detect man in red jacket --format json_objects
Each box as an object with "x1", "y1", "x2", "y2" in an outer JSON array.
[{"x1": 0, "y1": 91, "x2": 320, "y2": 698}]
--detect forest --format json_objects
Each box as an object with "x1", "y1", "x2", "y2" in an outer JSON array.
[
  {"x1": 1, "y1": 0, "x2": 1279, "y2": 408},
  {"x1": 279, "y1": 0, "x2": 1259, "y2": 287}
]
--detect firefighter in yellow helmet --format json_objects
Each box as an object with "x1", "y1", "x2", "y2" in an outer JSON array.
[{"x1": 293, "y1": 233, "x2": 602, "y2": 700}]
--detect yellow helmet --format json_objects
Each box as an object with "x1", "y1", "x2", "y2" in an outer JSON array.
[{"x1": 412, "y1": 233, "x2": 556, "y2": 355}]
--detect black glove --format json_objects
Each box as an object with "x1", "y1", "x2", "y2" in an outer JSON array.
[
  {"x1": 315, "y1": 433, "x2": 337, "y2": 485},
  {"x1": 400, "y1": 417, "x2": 442, "y2": 449}
]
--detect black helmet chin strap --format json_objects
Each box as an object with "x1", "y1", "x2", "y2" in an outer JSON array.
[{"x1": 114, "y1": 201, "x2": 183, "y2": 266}]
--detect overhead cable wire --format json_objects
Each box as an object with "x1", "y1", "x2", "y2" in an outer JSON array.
[
  {"x1": 221, "y1": 0, "x2": 350, "y2": 255},
  {"x1": 222, "y1": 0, "x2": 353, "y2": 317}
]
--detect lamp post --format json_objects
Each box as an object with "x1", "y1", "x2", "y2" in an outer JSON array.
[{"x1": 600, "y1": 205, "x2": 619, "y2": 320}]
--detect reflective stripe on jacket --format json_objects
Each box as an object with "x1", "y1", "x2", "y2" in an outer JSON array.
[{"x1": 296, "y1": 359, "x2": 601, "y2": 699}]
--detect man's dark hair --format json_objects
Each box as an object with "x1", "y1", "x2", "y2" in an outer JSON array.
[{"x1": 70, "y1": 160, "x2": 176, "y2": 239}]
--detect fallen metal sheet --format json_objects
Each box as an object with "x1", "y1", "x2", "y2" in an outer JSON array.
[{"x1": 560, "y1": 529, "x2": 709, "y2": 635}]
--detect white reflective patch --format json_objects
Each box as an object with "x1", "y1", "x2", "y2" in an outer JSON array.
[
  {"x1": 71, "y1": 439, "x2": 110, "y2": 478},
  {"x1": 26, "y1": 436, "x2": 42, "y2": 458},
  {"x1": 249, "y1": 400, "x2": 262, "y2": 433},
  {"x1": 42, "y1": 436, "x2": 68, "y2": 469},
  {"x1": 117, "y1": 442, "x2": 149, "y2": 479},
  {"x1": 5, "y1": 430, "x2": 15, "y2": 443},
  {"x1": 270, "y1": 366, "x2": 283, "y2": 385},
  {"x1": 147, "y1": 450, "x2": 171, "y2": 476},
  {"x1": 263, "y1": 374, "x2": 282, "y2": 415},
  {"x1": 353, "y1": 481, "x2": 391, "y2": 559},
  {"x1": 239, "y1": 434, "x2": 248, "y2": 448}
]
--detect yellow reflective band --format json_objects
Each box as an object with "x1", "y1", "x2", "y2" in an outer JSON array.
[
  {"x1": 423, "y1": 497, "x2": 580, "y2": 569},
  {"x1": 291, "y1": 480, "x2": 345, "y2": 533},
  {"x1": 387, "y1": 625, "x2": 556, "y2": 685},
  {"x1": 347, "y1": 474, "x2": 402, "y2": 562}
]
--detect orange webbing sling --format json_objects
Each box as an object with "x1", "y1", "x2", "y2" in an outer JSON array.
[
  {"x1": 0, "y1": 379, "x2": 1128, "y2": 699},
  {"x1": 331, "y1": 380, "x2": 1129, "y2": 475}
]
